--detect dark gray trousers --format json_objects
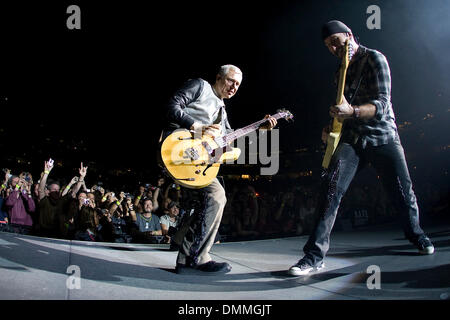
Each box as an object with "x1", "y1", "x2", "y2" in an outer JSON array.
[
  {"x1": 176, "y1": 178, "x2": 227, "y2": 266},
  {"x1": 303, "y1": 136, "x2": 425, "y2": 266}
]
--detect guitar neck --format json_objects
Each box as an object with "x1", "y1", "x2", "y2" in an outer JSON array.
[
  {"x1": 336, "y1": 64, "x2": 348, "y2": 105},
  {"x1": 218, "y1": 113, "x2": 284, "y2": 147},
  {"x1": 336, "y1": 38, "x2": 351, "y2": 105},
  {"x1": 332, "y1": 63, "x2": 348, "y2": 131}
]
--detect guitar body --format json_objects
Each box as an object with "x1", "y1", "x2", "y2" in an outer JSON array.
[
  {"x1": 160, "y1": 129, "x2": 241, "y2": 189},
  {"x1": 322, "y1": 118, "x2": 343, "y2": 169}
]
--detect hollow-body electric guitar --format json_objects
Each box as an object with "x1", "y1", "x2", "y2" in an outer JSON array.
[
  {"x1": 321, "y1": 38, "x2": 353, "y2": 169},
  {"x1": 160, "y1": 109, "x2": 293, "y2": 189}
]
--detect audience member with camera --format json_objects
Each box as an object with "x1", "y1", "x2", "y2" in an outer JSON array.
[
  {"x1": 160, "y1": 201, "x2": 181, "y2": 245},
  {"x1": 134, "y1": 182, "x2": 161, "y2": 214},
  {"x1": 129, "y1": 198, "x2": 162, "y2": 244},
  {"x1": 74, "y1": 194, "x2": 101, "y2": 242},
  {"x1": 4, "y1": 173, "x2": 36, "y2": 234},
  {"x1": 102, "y1": 191, "x2": 134, "y2": 242}
]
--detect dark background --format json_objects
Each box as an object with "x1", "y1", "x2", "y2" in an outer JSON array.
[{"x1": 0, "y1": 0, "x2": 448, "y2": 189}]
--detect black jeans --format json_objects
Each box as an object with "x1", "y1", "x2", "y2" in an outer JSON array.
[{"x1": 303, "y1": 135, "x2": 425, "y2": 266}]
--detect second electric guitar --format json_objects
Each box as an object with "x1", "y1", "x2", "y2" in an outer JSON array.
[{"x1": 322, "y1": 38, "x2": 352, "y2": 169}]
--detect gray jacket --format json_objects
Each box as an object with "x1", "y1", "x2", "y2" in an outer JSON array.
[{"x1": 162, "y1": 78, "x2": 233, "y2": 141}]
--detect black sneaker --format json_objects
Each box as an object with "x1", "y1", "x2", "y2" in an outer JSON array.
[
  {"x1": 176, "y1": 261, "x2": 232, "y2": 275},
  {"x1": 288, "y1": 259, "x2": 324, "y2": 276},
  {"x1": 416, "y1": 236, "x2": 435, "y2": 255}
]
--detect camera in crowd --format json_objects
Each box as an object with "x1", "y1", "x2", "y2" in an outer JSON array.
[
  {"x1": 144, "y1": 183, "x2": 157, "y2": 192},
  {"x1": 17, "y1": 171, "x2": 33, "y2": 184},
  {"x1": 123, "y1": 192, "x2": 134, "y2": 200}
]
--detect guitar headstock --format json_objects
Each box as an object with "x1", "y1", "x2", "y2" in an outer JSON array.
[
  {"x1": 341, "y1": 38, "x2": 352, "y2": 70},
  {"x1": 348, "y1": 41, "x2": 355, "y2": 61},
  {"x1": 276, "y1": 108, "x2": 294, "y2": 122}
]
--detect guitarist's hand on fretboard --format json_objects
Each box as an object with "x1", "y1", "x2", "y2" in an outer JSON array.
[
  {"x1": 259, "y1": 114, "x2": 278, "y2": 130},
  {"x1": 329, "y1": 96, "x2": 354, "y2": 120}
]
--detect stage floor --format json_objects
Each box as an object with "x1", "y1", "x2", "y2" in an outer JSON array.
[{"x1": 1, "y1": 221, "x2": 449, "y2": 300}]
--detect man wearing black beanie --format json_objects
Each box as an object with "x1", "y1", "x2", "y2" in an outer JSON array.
[{"x1": 288, "y1": 20, "x2": 434, "y2": 276}]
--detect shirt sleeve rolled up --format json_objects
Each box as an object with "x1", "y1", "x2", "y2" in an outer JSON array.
[{"x1": 366, "y1": 51, "x2": 392, "y2": 120}]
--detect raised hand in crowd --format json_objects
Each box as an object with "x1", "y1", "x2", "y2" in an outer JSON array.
[
  {"x1": 94, "y1": 186, "x2": 105, "y2": 197},
  {"x1": 62, "y1": 176, "x2": 79, "y2": 197},
  {"x1": 152, "y1": 185, "x2": 161, "y2": 212},
  {"x1": 134, "y1": 186, "x2": 146, "y2": 208},
  {"x1": 87, "y1": 197, "x2": 96, "y2": 209},
  {"x1": 157, "y1": 177, "x2": 165, "y2": 188},
  {"x1": 124, "y1": 196, "x2": 134, "y2": 218},
  {"x1": 71, "y1": 176, "x2": 79, "y2": 185},
  {"x1": 22, "y1": 179, "x2": 32, "y2": 196},
  {"x1": 71, "y1": 162, "x2": 88, "y2": 196},
  {"x1": 13, "y1": 178, "x2": 28, "y2": 199},
  {"x1": 109, "y1": 191, "x2": 125, "y2": 215},
  {"x1": 39, "y1": 158, "x2": 55, "y2": 200},
  {"x1": 101, "y1": 191, "x2": 113, "y2": 204},
  {"x1": 2, "y1": 168, "x2": 11, "y2": 185},
  {"x1": 79, "y1": 162, "x2": 88, "y2": 179}
]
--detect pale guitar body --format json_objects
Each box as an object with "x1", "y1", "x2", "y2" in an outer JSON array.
[
  {"x1": 321, "y1": 115, "x2": 344, "y2": 169},
  {"x1": 160, "y1": 130, "x2": 241, "y2": 189},
  {"x1": 160, "y1": 109, "x2": 293, "y2": 189}
]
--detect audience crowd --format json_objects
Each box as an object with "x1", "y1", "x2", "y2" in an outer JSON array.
[{"x1": 0, "y1": 159, "x2": 448, "y2": 244}]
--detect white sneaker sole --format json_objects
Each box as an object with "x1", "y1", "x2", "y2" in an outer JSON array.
[
  {"x1": 419, "y1": 246, "x2": 435, "y2": 255},
  {"x1": 288, "y1": 263, "x2": 325, "y2": 276}
]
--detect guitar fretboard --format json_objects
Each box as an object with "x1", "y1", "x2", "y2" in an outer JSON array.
[{"x1": 215, "y1": 112, "x2": 286, "y2": 148}]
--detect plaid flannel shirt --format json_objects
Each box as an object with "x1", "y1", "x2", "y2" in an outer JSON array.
[{"x1": 340, "y1": 45, "x2": 398, "y2": 148}]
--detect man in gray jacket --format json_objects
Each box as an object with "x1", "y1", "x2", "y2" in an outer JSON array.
[{"x1": 163, "y1": 65, "x2": 276, "y2": 274}]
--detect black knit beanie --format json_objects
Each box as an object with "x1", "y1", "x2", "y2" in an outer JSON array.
[{"x1": 321, "y1": 20, "x2": 352, "y2": 40}]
